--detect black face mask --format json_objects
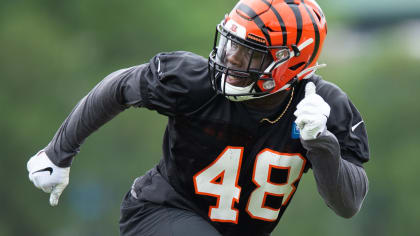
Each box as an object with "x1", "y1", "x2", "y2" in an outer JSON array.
[{"x1": 208, "y1": 24, "x2": 290, "y2": 99}]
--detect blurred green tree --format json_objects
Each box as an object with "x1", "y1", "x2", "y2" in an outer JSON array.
[{"x1": 1, "y1": 0, "x2": 419, "y2": 235}]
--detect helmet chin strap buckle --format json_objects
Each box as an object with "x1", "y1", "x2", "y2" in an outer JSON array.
[{"x1": 289, "y1": 77, "x2": 298, "y2": 86}]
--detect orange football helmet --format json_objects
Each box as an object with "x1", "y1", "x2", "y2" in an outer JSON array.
[{"x1": 209, "y1": 0, "x2": 327, "y2": 101}]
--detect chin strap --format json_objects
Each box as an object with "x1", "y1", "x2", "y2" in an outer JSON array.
[
  {"x1": 276, "y1": 63, "x2": 327, "y2": 92},
  {"x1": 298, "y1": 63, "x2": 327, "y2": 79}
]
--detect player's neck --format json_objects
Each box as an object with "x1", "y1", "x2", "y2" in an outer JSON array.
[{"x1": 243, "y1": 89, "x2": 292, "y2": 111}]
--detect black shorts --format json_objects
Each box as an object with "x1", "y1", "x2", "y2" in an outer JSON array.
[{"x1": 119, "y1": 191, "x2": 222, "y2": 236}]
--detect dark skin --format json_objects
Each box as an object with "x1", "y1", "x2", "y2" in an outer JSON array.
[{"x1": 224, "y1": 41, "x2": 292, "y2": 111}]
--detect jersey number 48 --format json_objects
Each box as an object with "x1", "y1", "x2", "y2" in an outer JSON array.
[{"x1": 193, "y1": 146, "x2": 305, "y2": 223}]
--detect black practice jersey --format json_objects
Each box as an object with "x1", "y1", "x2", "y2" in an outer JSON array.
[
  {"x1": 125, "y1": 51, "x2": 368, "y2": 235},
  {"x1": 46, "y1": 51, "x2": 369, "y2": 236}
]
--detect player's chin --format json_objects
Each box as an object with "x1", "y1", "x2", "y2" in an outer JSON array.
[{"x1": 226, "y1": 75, "x2": 253, "y2": 87}]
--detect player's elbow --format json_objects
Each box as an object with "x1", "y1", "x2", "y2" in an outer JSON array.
[
  {"x1": 330, "y1": 202, "x2": 362, "y2": 219},
  {"x1": 337, "y1": 205, "x2": 360, "y2": 219}
]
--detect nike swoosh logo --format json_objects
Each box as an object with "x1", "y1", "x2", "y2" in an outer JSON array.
[
  {"x1": 351, "y1": 121, "x2": 364, "y2": 132},
  {"x1": 33, "y1": 167, "x2": 53, "y2": 175}
]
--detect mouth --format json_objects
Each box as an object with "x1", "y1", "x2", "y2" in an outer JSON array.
[{"x1": 226, "y1": 75, "x2": 253, "y2": 87}]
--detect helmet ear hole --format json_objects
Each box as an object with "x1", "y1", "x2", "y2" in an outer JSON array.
[{"x1": 289, "y1": 62, "x2": 305, "y2": 71}]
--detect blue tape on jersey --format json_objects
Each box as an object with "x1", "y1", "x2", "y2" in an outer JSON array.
[{"x1": 291, "y1": 122, "x2": 300, "y2": 139}]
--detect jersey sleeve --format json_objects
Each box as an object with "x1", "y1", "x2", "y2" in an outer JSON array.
[
  {"x1": 44, "y1": 51, "x2": 213, "y2": 167},
  {"x1": 139, "y1": 51, "x2": 214, "y2": 116},
  {"x1": 315, "y1": 78, "x2": 370, "y2": 166},
  {"x1": 44, "y1": 65, "x2": 148, "y2": 167}
]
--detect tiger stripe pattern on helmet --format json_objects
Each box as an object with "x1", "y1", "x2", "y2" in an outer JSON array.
[
  {"x1": 208, "y1": 0, "x2": 327, "y2": 100},
  {"x1": 236, "y1": 3, "x2": 273, "y2": 46},
  {"x1": 285, "y1": 0, "x2": 303, "y2": 45},
  {"x1": 261, "y1": 0, "x2": 287, "y2": 46},
  {"x1": 301, "y1": 0, "x2": 320, "y2": 70}
]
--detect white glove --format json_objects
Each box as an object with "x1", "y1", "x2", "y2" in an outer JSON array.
[
  {"x1": 27, "y1": 150, "x2": 70, "y2": 206},
  {"x1": 294, "y1": 82, "x2": 331, "y2": 140}
]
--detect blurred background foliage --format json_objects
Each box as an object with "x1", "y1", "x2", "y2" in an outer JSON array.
[{"x1": 1, "y1": 0, "x2": 419, "y2": 235}]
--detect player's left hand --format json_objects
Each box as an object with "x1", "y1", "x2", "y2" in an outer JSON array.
[{"x1": 294, "y1": 82, "x2": 331, "y2": 140}]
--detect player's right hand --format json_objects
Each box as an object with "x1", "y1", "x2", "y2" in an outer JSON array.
[
  {"x1": 294, "y1": 82, "x2": 330, "y2": 140},
  {"x1": 27, "y1": 150, "x2": 70, "y2": 206}
]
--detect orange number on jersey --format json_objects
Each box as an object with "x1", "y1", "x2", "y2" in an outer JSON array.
[
  {"x1": 246, "y1": 149, "x2": 306, "y2": 221},
  {"x1": 194, "y1": 147, "x2": 305, "y2": 223},
  {"x1": 193, "y1": 146, "x2": 243, "y2": 223}
]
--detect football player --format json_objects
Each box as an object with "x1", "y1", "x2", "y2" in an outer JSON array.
[{"x1": 27, "y1": 0, "x2": 369, "y2": 235}]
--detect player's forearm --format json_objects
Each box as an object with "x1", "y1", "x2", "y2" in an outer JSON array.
[
  {"x1": 301, "y1": 131, "x2": 368, "y2": 218},
  {"x1": 44, "y1": 68, "x2": 140, "y2": 167}
]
